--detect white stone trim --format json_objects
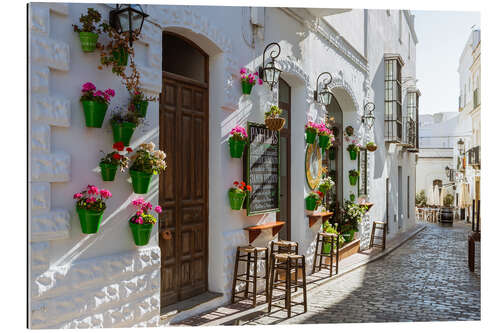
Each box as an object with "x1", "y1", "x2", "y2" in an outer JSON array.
[{"x1": 31, "y1": 209, "x2": 71, "y2": 242}]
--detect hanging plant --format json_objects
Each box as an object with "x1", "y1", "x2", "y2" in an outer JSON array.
[
  {"x1": 129, "y1": 197, "x2": 162, "y2": 246},
  {"x1": 305, "y1": 121, "x2": 319, "y2": 144},
  {"x1": 240, "y1": 68, "x2": 263, "y2": 95},
  {"x1": 348, "y1": 169, "x2": 359, "y2": 186},
  {"x1": 80, "y1": 82, "x2": 115, "y2": 128},
  {"x1": 366, "y1": 141, "x2": 378, "y2": 152},
  {"x1": 130, "y1": 90, "x2": 157, "y2": 118},
  {"x1": 318, "y1": 176, "x2": 335, "y2": 195},
  {"x1": 97, "y1": 22, "x2": 138, "y2": 76},
  {"x1": 109, "y1": 106, "x2": 143, "y2": 146},
  {"x1": 305, "y1": 191, "x2": 323, "y2": 211},
  {"x1": 72, "y1": 8, "x2": 103, "y2": 52},
  {"x1": 99, "y1": 142, "x2": 132, "y2": 181},
  {"x1": 73, "y1": 185, "x2": 112, "y2": 234},
  {"x1": 317, "y1": 122, "x2": 335, "y2": 150},
  {"x1": 349, "y1": 192, "x2": 356, "y2": 202},
  {"x1": 347, "y1": 141, "x2": 361, "y2": 160},
  {"x1": 228, "y1": 181, "x2": 252, "y2": 210},
  {"x1": 265, "y1": 105, "x2": 286, "y2": 131},
  {"x1": 129, "y1": 142, "x2": 167, "y2": 194},
  {"x1": 228, "y1": 125, "x2": 248, "y2": 158},
  {"x1": 345, "y1": 125, "x2": 354, "y2": 136}
]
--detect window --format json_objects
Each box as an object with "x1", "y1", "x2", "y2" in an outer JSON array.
[
  {"x1": 405, "y1": 91, "x2": 419, "y2": 148},
  {"x1": 359, "y1": 148, "x2": 367, "y2": 196},
  {"x1": 407, "y1": 175, "x2": 410, "y2": 218},
  {"x1": 384, "y1": 56, "x2": 403, "y2": 142},
  {"x1": 162, "y1": 32, "x2": 207, "y2": 83}
]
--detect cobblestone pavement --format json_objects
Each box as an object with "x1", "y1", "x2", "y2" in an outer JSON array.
[{"x1": 238, "y1": 222, "x2": 480, "y2": 325}]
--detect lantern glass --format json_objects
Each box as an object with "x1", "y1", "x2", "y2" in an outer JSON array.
[
  {"x1": 319, "y1": 90, "x2": 333, "y2": 105},
  {"x1": 118, "y1": 11, "x2": 129, "y2": 32},
  {"x1": 130, "y1": 5, "x2": 144, "y2": 31},
  {"x1": 365, "y1": 114, "x2": 375, "y2": 129},
  {"x1": 263, "y1": 65, "x2": 280, "y2": 87}
]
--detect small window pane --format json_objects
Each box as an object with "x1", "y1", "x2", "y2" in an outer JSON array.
[{"x1": 163, "y1": 33, "x2": 206, "y2": 82}]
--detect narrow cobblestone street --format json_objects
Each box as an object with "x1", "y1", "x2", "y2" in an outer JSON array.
[{"x1": 235, "y1": 222, "x2": 480, "y2": 325}]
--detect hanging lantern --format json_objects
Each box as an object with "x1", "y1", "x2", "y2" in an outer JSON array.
[
  {"x1": 314, "y1": 72, "x2": 334, "y2": 106},
  {"x1": 362, "y1": 102, "x2": 376, "y2": 130},
  {"x1": 109, "y1": 4, "x2": 149, "y2": 46},
  {"x1": 258, "y1": 42, "x2": 282, "y2": 90}
]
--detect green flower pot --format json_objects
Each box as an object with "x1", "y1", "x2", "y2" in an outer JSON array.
[
  {"x1": 130, "y1": 170, "x2": 153, "y2": 194},
  {"x1": 228, "y1": 190, "x2": 246, "y2": 210},
  {"x1": 112, "y1": 121, "x2": 136, "y2": 146},
  {"x1": 322, "y1": 242, "x2": 332, "y2": 254},
  {"x1": 318, "y1": 135, "x2": 330, "y2": 149},
  {"x1": 129, "y1": 220, "x2": 153, "y2": 246},
  {"x1": 329, "y1": 148, "x2": 335, "y2": 160},
  {"x1": 305, "y1": 130, "x2": 317, "y2": 144},
  {"x1": 349, "y1": 149, "x2": 358, "y2": 160},
  {"x1": 82, "y1": 100, "x2": 108, "y2": 128},
  {"x1": 350, "y1": 194, "x2": 356, "y2": 202},
  {"x1": 305, "y1": 196, "x2": 318, "y2": 211},
  {"x1": 349, "y1": 175, "x2": 358, "y2": 186},
  {"x1": 76, "y1": 207, "x2": 104, "y2": 234},
  {"x1": 112, "y1": 47, "x2": 129, "y2": 66},
  {"x1": 100, "y1": 163, "x2": 118, "y2": 182},
  {"x1": 134, "y1": 100, "x2": 149, "y2": 118},
  {"x1": 229, "y1": 139, "x2": 246, "y2": 158},
  {"x1": 319, "y1": 184, "x2": 330, "y2": 195},
  {"x1": 79, "y1": 32, "x2": 98, "y2": 52},
  {"x1": 241, "y1": 81, "x2": 253, "y2": 95}
]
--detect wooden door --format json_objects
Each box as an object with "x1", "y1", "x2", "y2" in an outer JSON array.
[{"x1": 159, "y1": 71, "x2": 208, "y2": 309}]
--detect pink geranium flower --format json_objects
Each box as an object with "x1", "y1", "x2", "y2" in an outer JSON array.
[
  {"x1": 154, "y1": 206, "x2": 162, "y2": 213},
  {"x1": 105, "y1": 89, "x2": 115, "y2": 97},
  {"x1": 73, "y1": 193, "x2": 83, "y2": 199},
  {"x1": 82, "y1": 82, "x2": 96, "y2": 92}
]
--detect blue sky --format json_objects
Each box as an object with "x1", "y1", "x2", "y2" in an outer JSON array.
[{"x1": 414, "y1": 10, "x2": 480, "y2": 115}]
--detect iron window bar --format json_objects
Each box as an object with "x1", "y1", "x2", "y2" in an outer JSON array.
[{"x1": 384, "y1": 56, "x2": 403, "y2": 143}]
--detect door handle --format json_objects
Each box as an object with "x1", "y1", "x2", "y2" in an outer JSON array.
[{"x1": 161, "y1": 230, "x2": 173, "y2": 240}]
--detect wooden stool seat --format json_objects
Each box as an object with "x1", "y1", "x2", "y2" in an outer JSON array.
[
  {"x1": 312, "y1": 231, "x2": 339, "y2": 277},
  {"x1": 369, "y1": 221, "x2": 387, "y2": 250},
  {"x1": 273, "y1": 240, "x2": 298, "y2": 247},
  {"x1": 239, "y1": 246, "x2": 267, "y2": 253},
  {"x1": 319, "y1": 232, "x2": 338, "y2": 238}
]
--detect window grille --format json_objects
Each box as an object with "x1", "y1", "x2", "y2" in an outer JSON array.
[
  {"x1": 384, "y1": 56, "x2": 403, "y2": 142},
  {"x1": 405, "y1": 91, "x2": 419, "y2": 150}
]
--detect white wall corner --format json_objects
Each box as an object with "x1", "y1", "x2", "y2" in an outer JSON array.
[
  {"x1": 31, "y1": 35, "x2": 70, "y2": 71},
  {"x1": 31, "y1": 152, "x2": 71, "y2": 182},
  {"x1": 31, "y1": 182, "x2": 51, "y2": 212},
  {"x1": 30, "y1": 5, "x2": 50, "y2": 36},
  {"x1": 31, "y1": 209, "x2": 71, "y2": 242},
  {"x1": 31, "y1": 95, "x2": 71, "y2": 127},
  {"x1": 31, "y1": 124, "x2": 51, "y2": 153},
  {"x1": 30, "y1": 66, "x2": 50, "y2": 94}
]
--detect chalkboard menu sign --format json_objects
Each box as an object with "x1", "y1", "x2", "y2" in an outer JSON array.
[{"x1": 245, "y1": 122, "x2": 280, "y2": 216}]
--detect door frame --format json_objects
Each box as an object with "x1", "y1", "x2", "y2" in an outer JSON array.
[
  {"x1": 160, "y1": 31, "x2": 210, "y2": 310},
  {"x1": 277, "y1": 78, "x2": 291, "y2": 240}
]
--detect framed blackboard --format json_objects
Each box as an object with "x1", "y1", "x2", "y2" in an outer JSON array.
[{"x1": 245, "y1": 122, "x2": 280, "y2": 216}]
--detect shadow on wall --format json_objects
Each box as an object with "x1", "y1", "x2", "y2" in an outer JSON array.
[{"x1": 371, "y1": 59, "x2": 385, "y2": 180}]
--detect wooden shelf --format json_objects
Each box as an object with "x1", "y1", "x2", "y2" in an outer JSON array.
[
  {"x1": 308, "y1": 212, "x2": 333, "y2": 228},
  {"x1": 244, "y1": 221, "x2": 285, "y2": 243}
]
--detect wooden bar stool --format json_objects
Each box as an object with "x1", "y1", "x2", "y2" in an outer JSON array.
[
  {"x1": 312, "y1": 232, "x2": 339, "y2": 276},
  {"x1": 231, "y1": 246, "x2": 269, "y2": 307},
  {"x1": 268, "y1": 253, "x2": 307, "y2": 318},
  {"x1": 369, "y1": 221, "x2": 387, "y2": 250},
  {"x1": 269, "y1": 240, "x2": 299, "y2": 291}
]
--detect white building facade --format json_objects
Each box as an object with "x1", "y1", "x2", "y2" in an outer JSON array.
[{"x1": 28, "y1": 3, "x2": 419, "y2": 328}]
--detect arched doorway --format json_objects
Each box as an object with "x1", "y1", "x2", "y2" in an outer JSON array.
[
  {"x1": 159, "y1": 32, "x2": 209, "y2": 310},
  {"x1": 325, "y1": 95, "x2": 343, "y2": 213},
  {"x1": 277, "y1": 77, "x2": 291, "y2": 240}
]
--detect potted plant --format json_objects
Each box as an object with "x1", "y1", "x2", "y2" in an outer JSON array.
[
  {"x1": 318, "y1": 176, "x2": 335, "y2": 195},
  {"x1": 321, "y1": 221, "x2": 345, "y2": 254},
  {"x1": 265, "y1": 105, "x2": 286, "y2": 131},
  {"x1": 73, "y1": 185, "x2": 112, "y2": 234},
  {"x1": 129, "y1": 142, "x2": 167, "y2": 194},
  {"x1": 110, "y1": 107, "x2": 142, "y2": 146},
  {"x1": 339, "y1": 200, "x2": 367, "y2": 243},
  {"x1": 349, "y1": 192, "x2": 356, "y2": 202},
  {"x1": 98, "y1": 22, "x2": 138, "y2": 74},
  {"x1": 130, "y1": 90, "x2": 157, "y2": 118},
  {"x1": 228, "y1": 181, "x2": 252, "y2": 210},
  {"x1": 305, "y1": 121, "x2": 319, "y2": 144},
  {"x1": 347, "y1": 141, "x2": 361, "y2": 160},
  {"x1": 345, "y1": 125, "x2": 354, "y2": 137},
  {"x1": 99, "y1": 142, "x2": 132, "y2": 181},
  {"x1": 349, "y1": 169, "x2": 359, "y2": 186},
  {"x1": 305, "y1": 191, "x2": 323, "y2": 211},
  {"x1": 72, "y1": 8, "x2": 103, "y2": 52},
  {"x1": 366, "y1": 141, "x2": 378, "y2": 152},
  {"x1": 318, "y1": 123, "x2": 334, "y2": 150},
  {"x1": 129, "y1": 197, "x2": 162, "y2": 246},
  {"x1": 240, "y1": 68, "x2": 263, "y2": 95},
  {"x1": 80, "y1": 82, "x2": 115, "y2": 128},
  {"x1": 228, "y1": 125, "x2": 248, "y2": 158}
]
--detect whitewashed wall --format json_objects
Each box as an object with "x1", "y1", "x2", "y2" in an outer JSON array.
[{"x1": 29, "y1": 3, "x2": 419, "y2": 328}]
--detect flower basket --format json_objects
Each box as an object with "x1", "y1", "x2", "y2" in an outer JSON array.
[
  {"x1": 134, "y1": 101, "x2": 149, "y2": 118},
  {"x1": 318, "y1": 134, "x2": 330, "y2": 149},
  {"x1": 228, "y1": 190, "x2": 246, "y2": 210},
  {"x1": 112, "y1": 47, "x2": 129, "y2": 66},
  {"x1": 349, "y1": 175, "x2": 358, "y2": 186},
  {"x1": 349, "y1": 149, "x2": 358, "y2": 160},
  {"x1": 82, "y1": 100, "x2": 108, "y2": 128},
  {"x1": 100, "y1": 162, "x2": 118, "y2": 181},
  {"x1": 129, "y1": 220, "x2": 153, "y2": 246},
  {"x1": 76, "y1": 207, "x2": 104, "y2": 234},
  {"x1": 350, "y1": 194, "x2": 356, "y2": 201},
  {"x1": 79, "y1": 32, "x2": 98, "y2": 52},
  {"x1": 306, "y1": 131, "x2": 317, "y2": 144},
  {"x1": 229, "y1": 138, "x2": 246, "y2": 158},
  {"x1": 305, "y1": 196, "x2": 318, "y2": 211},
  {"x1": 241, "y1": 81, "x2": 253, "y2": 95},
  {"x1": 130, "y1": 170, "x2": 153, "y2": 194},
  {"x1": 265, "y1": 117, "x2": 286, "y2": 131},
  {"x1": 112, "y1": 121, "x2": 136, "y2": 146},
  {"x1": 366, "y1": 144, "x2": 378, "y2": 152}
]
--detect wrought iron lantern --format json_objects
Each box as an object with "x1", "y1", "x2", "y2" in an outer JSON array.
[
  {"x1": 362, "y1": 102, "x2": 376, "y2": 130},
  {"x1": 259, "y1": 42, "x2": 282, "y2": 90},
  {"x1": 314, "y1": 72, "x2": 334, "y2": 106},
  {"x1": 109, "y1": 4, "x2": 149, "y2": 46},
  {"x1": 457, "y1": 138, "x2": 465, "y2": 156}
]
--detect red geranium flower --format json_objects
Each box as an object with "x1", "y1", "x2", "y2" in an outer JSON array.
[
  {"x1": 233, "y1": 181, "x2": 239, "y2": 186},
  {"x1": 112, "y1": 141, "x2": 125, "y2": 151},
  {"x1": 112, "y1": 153, "x2": 121, "y2": 160},
  {"x1": 241, "y1": 181, "x2": 246, "y2": 187},
  {"x1": 126, "y1": 147, "x2": 133, "y2": 153},
  {"x1": 246, "y1": 185, "x2": 252, "y2": 192}
]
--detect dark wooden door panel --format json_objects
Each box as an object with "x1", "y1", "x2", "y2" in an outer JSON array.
[{"x1": 160, "y1": 73, "x2": 208, "y2": 310}]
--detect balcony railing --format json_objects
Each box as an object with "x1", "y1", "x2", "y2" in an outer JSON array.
[
  {"x1": 402, "y1": 116, "x2": 417, "y2": 148},
  {"x1": 467, "y1": 145, "x2": 480, "y2": 169}
]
